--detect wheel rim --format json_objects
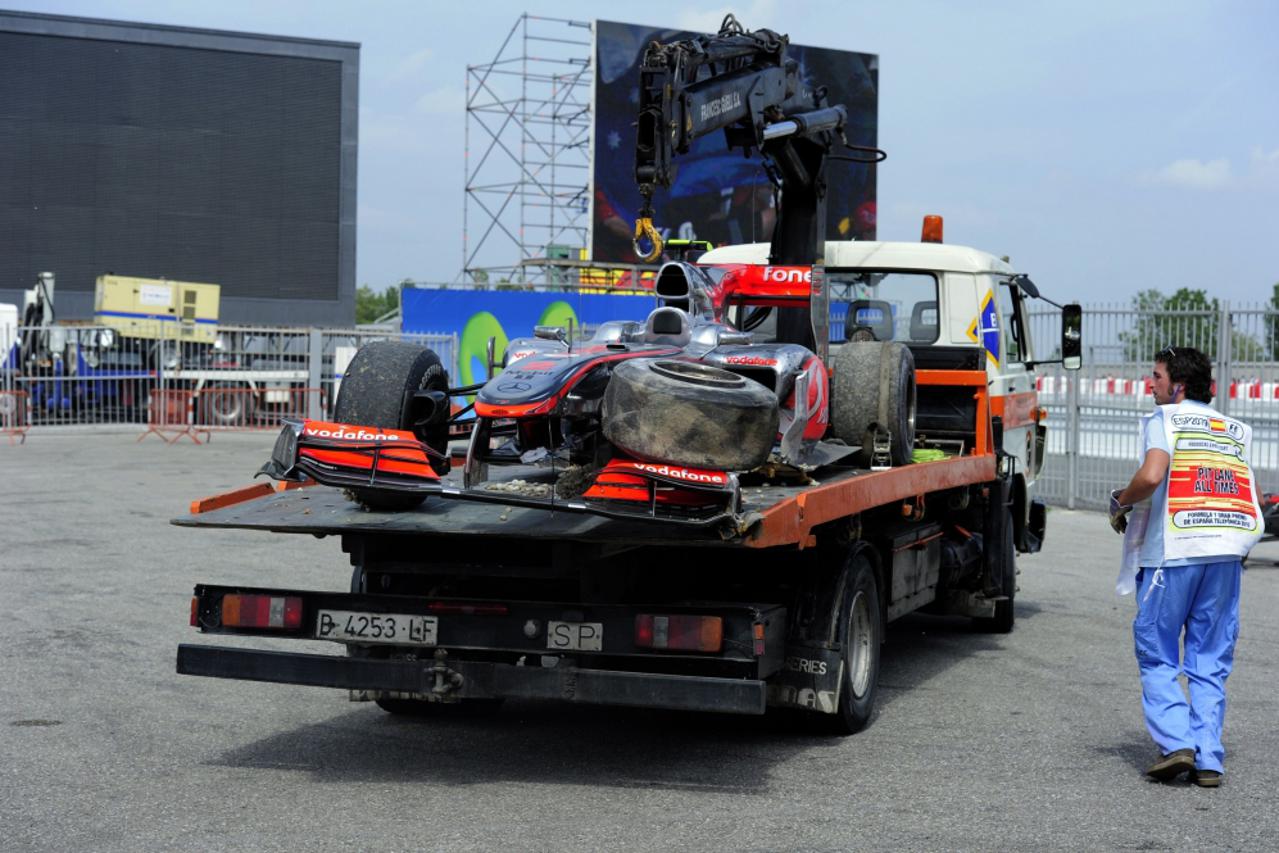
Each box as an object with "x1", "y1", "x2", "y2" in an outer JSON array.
[
  {"x1": 212, "y1": 392, "x2": 242, "y2": 421},
  {"x1": 650, "y1": 360, "x2": 745, "y2": 388},
  {"x1": 846, "y1": 589, "x2": 873, "y2": 697}
]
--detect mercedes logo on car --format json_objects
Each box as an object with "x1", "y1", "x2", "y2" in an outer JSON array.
[{"x1": 497, "y1": 381, "x2": 532, "y2": 393}]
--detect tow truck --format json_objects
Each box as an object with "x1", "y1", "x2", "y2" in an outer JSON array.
[{"x1": 175, "y1": 16, "x2": 1082, "y2": 732}]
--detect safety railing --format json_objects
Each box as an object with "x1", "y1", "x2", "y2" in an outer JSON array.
[
  {"x1": 138, "y1": 389, "x2": 209, "y2": 445},
  {"x1": 0, "y1": 389, "x2": 30, "y2": 444},
  {"x1": 3, "y1": 323, "x2": 457, "y2": 433},
  {"x1": 8, "y1": 305, "x2": 1275, "y2": 512}
]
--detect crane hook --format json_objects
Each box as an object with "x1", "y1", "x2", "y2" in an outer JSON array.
[{"x1": 632, "y1": 214, "x2": 663, "y2": 263}]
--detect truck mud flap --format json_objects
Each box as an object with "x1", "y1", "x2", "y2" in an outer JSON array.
[
  {"x1": 764, "y1": 645, "x2": 843, "y2": 714},
  {"x1": 177, "y1": 645, "x2": 766, "y2": 716}
]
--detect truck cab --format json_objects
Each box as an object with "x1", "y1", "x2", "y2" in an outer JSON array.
[{"x1": 701, "y1": 234, "x2": 1054, "y2": 551}]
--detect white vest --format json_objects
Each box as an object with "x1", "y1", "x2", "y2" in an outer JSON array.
[
  {"x1": 1150, "y1": 401, "x2": 1263, "y2": 560},
  {"x1": 1118, "y1": 402, "x2": 1263, "y2": 594}
]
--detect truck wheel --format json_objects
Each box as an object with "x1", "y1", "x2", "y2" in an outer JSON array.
[
  {"x1": 334, "y1": 340, "x2": 448, "y2": 511},
  {"x1": 974, "y1": 510, "x2": 1016, "y2": 633},
  {"x1": 826, "y1": 548, "x2": 883, "y2": 734},
  {"x1": 602, "y1": 358, "x2": 779, "y2": 470},
  {"x1": 199, "y1": 382, "x2": 255, "y2": 427},
  {"x1": 830, "y1": 342, "x2": 916, "y2": 466}
]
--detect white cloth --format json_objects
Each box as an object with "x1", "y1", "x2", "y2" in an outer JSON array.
[{"x1": 1117, "y1": 501, "x2": 1151, "y2": 596}]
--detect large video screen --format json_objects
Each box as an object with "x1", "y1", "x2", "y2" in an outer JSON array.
[
  {"x1": 0, "y1": 23, "x2": 351, "y2": 323},
  {"x1": 591, "y1": 20, "x2": 878, "y2": 264}
]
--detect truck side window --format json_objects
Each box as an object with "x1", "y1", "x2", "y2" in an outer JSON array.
[{"x1": 997, "y1": 281, "x2": 1026, "y2": 364}]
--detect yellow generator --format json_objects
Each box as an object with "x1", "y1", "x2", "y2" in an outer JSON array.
[{"x1": 94, "y1": 275, "x2": 220, "y2": 343}]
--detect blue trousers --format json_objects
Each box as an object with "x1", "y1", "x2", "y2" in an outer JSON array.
[{"x1": 1134, "y1": 561, "x2": 1242, "y2": 773}]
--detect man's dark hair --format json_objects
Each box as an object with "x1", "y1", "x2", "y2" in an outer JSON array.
[{"x1": 1154, "y1": 345, "x2": 1213, "y2": 403}]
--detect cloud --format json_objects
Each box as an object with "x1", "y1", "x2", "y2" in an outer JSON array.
[
  {"x1": 383, "y1": 48, "x2": 434, "y2": 84},
  {"x1": 360, "y1": 112, "x2": 430, "y2": 155},
  {"x1": 1147, "y1": 157, "x2": 1233, "y2": 190},
  {"x1": 415, "y1": 86, "x2": 465, "y2": 115},
  {"x1": 1248, "y1": 146, "x2": 1279, "y2": 188},
  {"x1": 676, "y1": 0, "x2": 778, "y2": 35}
]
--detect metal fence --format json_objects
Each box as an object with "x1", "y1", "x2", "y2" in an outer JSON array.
[
  {"x1": 6, "y1": 305, "x2": 1277, "y2": 511},
  {"x1": 1, "y1": 323, "x2": 457, "y2": 436},
  {"x1": 1029, "y1": 302, "x2": 1279, "y2": 510}
]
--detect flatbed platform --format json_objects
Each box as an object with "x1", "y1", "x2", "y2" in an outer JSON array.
[{"x1": 174, "y1": 452, "x2": 996, "y2": 549}]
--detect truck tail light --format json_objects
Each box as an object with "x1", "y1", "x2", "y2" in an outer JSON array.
[
  {"x1": 190, "y1": 596, "x2": 199, "y2": 627},
  {"x1": 221, "y1": 594, "x2": 303, "y2": 630},
  {"x1": 634, "y1": 614, "x2": 723, "y2": 652},
  {"x1": 753, "y1": 623, "x2": 766, "y2": 656}
]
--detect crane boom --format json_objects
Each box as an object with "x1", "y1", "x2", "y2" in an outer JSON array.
[{"x1": 631, "y1": 14, "x2": 877, "y2": 351}]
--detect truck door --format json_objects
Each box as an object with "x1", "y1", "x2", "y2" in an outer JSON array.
[{"x1": 989, "y1": 276, "x2": 1035, "y2": 479}]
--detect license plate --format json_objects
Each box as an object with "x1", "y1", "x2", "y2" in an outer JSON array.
[
  {"x1": 316, "y1": 610, "x2": 437, "y2": 645},
  {"x1": 546, "y1": 620, "x2": 603, "y2": 651}
]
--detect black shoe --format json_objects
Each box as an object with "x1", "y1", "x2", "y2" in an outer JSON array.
[
  {"x1": 1146, "y1": 748, "x2": 1196, "y2": 781},
  {"x1": 1192, "y1": 770, "x2": 1222, "y2": 788}
]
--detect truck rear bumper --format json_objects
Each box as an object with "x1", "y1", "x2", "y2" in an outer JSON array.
[{"x1": 176, "y1": 644, "x2": 767, "y2": 716}]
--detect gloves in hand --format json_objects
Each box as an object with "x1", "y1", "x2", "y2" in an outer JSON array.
[{"x1": 1109, "y1": 489, "x2": 1132, "y2": 534}]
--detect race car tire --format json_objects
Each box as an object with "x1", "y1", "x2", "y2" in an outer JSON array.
[
  {"x1": 334, "y1": 340, "x2": 447, "y2": 511},
  {"x1": 830, "y1": 342, "x2": 916, "y2": 467},
  {"x1": 602, "y1": 358, "x2": 779, "y2": 471}
]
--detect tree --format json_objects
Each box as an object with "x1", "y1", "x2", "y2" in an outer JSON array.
[
  {"x1": 355, "y1": 284, "x2": 400, "y2": 324},
  {"x1": 1268, "y1": 282, "x2": 1279, "y2": 359},
  {"x1": 1119, "y1": 287, "x2": 1263, "y2": 361}
]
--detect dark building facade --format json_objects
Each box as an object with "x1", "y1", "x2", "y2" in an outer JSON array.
[{"x1": 0, "y1": 11, "x2": 358, "y2": 325}]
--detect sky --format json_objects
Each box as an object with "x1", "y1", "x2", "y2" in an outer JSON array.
[{"x1": 7, "y1": 0, "x2": 1278, "y2": 305}]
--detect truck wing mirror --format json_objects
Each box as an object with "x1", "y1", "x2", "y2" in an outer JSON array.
[{"x1": 1061, "y1": 303, "x2": 1082, "y2": 370}]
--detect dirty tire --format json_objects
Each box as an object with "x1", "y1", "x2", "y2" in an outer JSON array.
[
  {"x1": 974, "y1": 509, "x2": 1016, "y2": 633},
  {"x1": 602, "y1": 359, "x2": 779, "y2": 470},
  {"x1": 821, "y1": 547, "x2": 882, "y2": 734},
  {"x1": 334, "y1": 340, "x2": 446, "y2": 510},
  {"x1": 830, "y1": 342, "x2": 916, "y2": 467}
]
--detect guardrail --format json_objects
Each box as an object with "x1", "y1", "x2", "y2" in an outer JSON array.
[{"x1": 1, "y1": 324, "x2": 458, "y2": 432}]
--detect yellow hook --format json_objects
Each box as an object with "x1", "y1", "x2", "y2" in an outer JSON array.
[{"x1": 632, "y1": 217, "x2": 663, "y2": 263}]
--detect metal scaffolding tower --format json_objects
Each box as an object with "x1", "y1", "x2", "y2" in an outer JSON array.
[{"x1": 462, "y1": 14, "x2": 595, "y2": 286}]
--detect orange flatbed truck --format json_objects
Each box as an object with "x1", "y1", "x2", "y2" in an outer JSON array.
[
  {"x1": 177, "y1": 17, "x2": 1085, "y2": 733},
  {"x1": 176, "y1": 348, "x2": 1056, "y2": 733}
]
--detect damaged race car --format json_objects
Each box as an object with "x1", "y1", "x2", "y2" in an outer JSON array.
[{"x1": 258, "y1": 260, "x2": 918, "y2": 531}]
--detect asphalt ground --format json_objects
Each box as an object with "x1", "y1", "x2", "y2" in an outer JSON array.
[{"x1": 2, "y1": 431, "x2": 1278, "y2": 852}]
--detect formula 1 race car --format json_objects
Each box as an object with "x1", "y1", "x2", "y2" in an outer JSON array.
[{"x1": 258, "y1": 261, "x2": 918, "y2": 528}]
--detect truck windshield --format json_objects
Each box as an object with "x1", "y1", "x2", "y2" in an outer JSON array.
[{"x1": 828, "y1": 270, "x2": 939, "y2": 344}]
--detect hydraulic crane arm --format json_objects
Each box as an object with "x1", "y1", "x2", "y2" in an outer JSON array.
[
  {"x1": 633, "y1": 15, "x2": 882, "y2": 351},
  {"x1": 633, "y1": 15, "x2": 848, "y2": 269}
]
